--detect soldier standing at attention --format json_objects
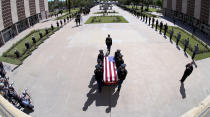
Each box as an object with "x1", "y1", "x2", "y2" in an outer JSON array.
[
  {"x1": 169, "y1": 28, "x2": 174, "y2": 41},
  {"x1": 60, "y1": 20, "x2": 63, "y2": 26},
  {"x1": 56, "y1": 21, "x2": 59, "y2": 27},
  {"x1": 192, "y1": 44, "x2": 199, "y2": 60},
  {"x1": 51, "y1": 24, "x2": 54, "y2": 31},
  {"x1": 152, "y1": 17, "x2": 155, "y2": 28},
  {"x1": 176, "y1": 32, "x2": 181, "y2": 46},
  {"x1": 160, "y1": 21, "x2": 163, "y2": 34},
  {"x1": 145, "y1": 15, "x2": 148, "y2": 23},
  {"x1": 148, "y1": 17, "x2": 151, "y2": 26},
  {"x1": 105, "y1": 34, "x2": 112, "y2": 54},
  {"x1": 155, "y1": 19, "x2": 159, "y2": 31},
  {"x1": 164, "y1": 23, "x2": 168, "y2": 36},
  {"x1": 25, "y1": 41, "x2": 30, "y2": 49},
  {"x1": 39, "y1": 31, "x2": 43, "y2": 39},
  {"x1": 117, "y1": 64, "x2": 128, "y2": 92},
  {"x1": 32, "y1": 34, "x2": 36, "y2": 44},
  {"x1": 184, "y1": 38, "x2": 189, "y2": 52}
]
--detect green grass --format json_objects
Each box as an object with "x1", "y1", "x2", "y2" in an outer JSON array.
[
  {"x1": 55, "y1": 8, "x2": 80, "y2": 20},
  {"x1": 93, "y1": 11, "x2": 119, "y2": 14},
  {"x1": 125, "y1": 5, "x2": 160, "y2": 12},
  {"x1": 0, "y1": 27, "x2": 59, "y2": 65},
  {"x1": 85, "y1": 16, "x2": 128, "y2": 24},
  {"x1": 157, "y1": 25, "x2": 210, "y2": 60}
]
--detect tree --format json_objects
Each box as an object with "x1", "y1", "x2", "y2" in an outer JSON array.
[{"x1": 155, "y1": 0, "x2": 162, "y2": 8}]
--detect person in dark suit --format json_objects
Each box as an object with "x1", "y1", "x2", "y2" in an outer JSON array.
[
  {"x1": 180, "y1": 62, "x2": 194, "y2": 83},
  {"x1": 105, "y1": 34, "x2": 112, "y2": 54},
  {"x1": 51, "y1": 24, "x2": 54, "y2": 31},
  {"x1": 148, "y1": 17, "x2": 151, "y2": 26}
]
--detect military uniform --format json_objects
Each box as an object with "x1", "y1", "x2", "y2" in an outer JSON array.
[
  {"x1": 32, "y1": 36, "x2": 36, "y2": 44},
  {"x1": 164, "y1": 24, "x2": 168, "y2": 36},
  {"x1": 51, "y1": 24, "x2": 54, "y2": 31},
  {"x1": 25, "y1": 41, "x2": 30, "y2": 49},
  {"x1": 39, "y1": 32, "x2": 43, "y2": 39},
  {"x1": 192, "y1": 44, "x2": 199, "y2": 60},
  {"x1": 155, "y1": 20, "x2": 159, "y2": 30},
  {"x1": 117, "y1": 64, "x2": 127, "y2": 92},
  {"x1": 160, "y1": 22, "x2": 163, "y2": 33},
  {"x1": 106, "y1": 35, "x2": 112, "y2": 53},
  {"x1": 57, "y1": 21, "x2": 59, "y2": 27},
  {"x1": 184, "y1": 38, "x2": 189, "y2": 52},
  {"x1": 94, "y1": 65, "x2": 103, "y2": 92},
  {"x1": 152, "y1": 17, "x2": 155, "y2": 28},
  {"x1": 169, "y1": 29, "x2": 174, "y2": 41},
  {"x1": 176, "y1": 32, "x2": 181, "y2": 46},
  {"x1": 97, "y1": 50, "x2": 104, "y2": 63},
  {"x1": 149, "y1": 17, "x2": 151, "y2": 26}
]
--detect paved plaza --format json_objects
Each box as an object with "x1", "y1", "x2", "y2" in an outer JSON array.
[{"x1": 4, "y1": 5, "x2": 210, "y2": 117}]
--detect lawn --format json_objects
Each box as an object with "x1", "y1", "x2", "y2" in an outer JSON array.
[
  {"x1": 161, "y1": 26, "x2": 210, "y2": 60},
  {"x1": 93, "y1": 11, "x2": 119, "y2": 14},
  {"x1": 0, "y1": 27, "x2": 59, "y2": 65},
  {"x1": 85, "y1": 16, "x2": 128, "y2": 24},
  {"x1": 55, "y1": 8, "x2": 80, "y2": 20}
]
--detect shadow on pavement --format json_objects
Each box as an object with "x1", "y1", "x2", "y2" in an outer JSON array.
[
  {"x1": 180, "y1": 82, "x2": 186, "y2": 99},
  {"x1": 83, "y1": 76, "x2": 119, "y2": 113},
  {"x1": 22, "y1": 108, "x2": 34, "y2": 114}
]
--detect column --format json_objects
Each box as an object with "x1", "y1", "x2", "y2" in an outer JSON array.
[
  {"x1": 0, "y1": 32, "x2": 5, "y2": 44},
  {"x1": 194, "y1": 0, "x2": 201, "y2": 19},
  {"x1": 27, "y1": 18, "x2": 31, "y2": 27},
  {"x1": 15, "y1": 24, "x2": 19, "y2": 35}
]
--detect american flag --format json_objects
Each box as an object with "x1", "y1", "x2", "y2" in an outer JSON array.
[{"x1": 103, "y1": 56, "x2": 118, "y2": 85}]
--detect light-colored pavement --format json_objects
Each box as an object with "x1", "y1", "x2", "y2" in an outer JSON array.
[{"x1": 4, "y1": 5, "x2": 210, "y2": 117}]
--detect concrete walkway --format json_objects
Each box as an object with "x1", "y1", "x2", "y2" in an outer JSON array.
[{"x1": 5, "y1": 5, "x2": 210, "y2": 117}]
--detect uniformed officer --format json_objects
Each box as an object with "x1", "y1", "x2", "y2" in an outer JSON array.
[
  {"x1": 148, "y1": 17, "x2": 151, "y2": 26},
  {"x1": 152, "y1": 17, "x2": 155, "y2": 28},
  {"x1": 116, "y1": 54, "x2": 124, "y2": 68},
  {"x1": 94, "y1": 65, "x2": 103, "y2": 92},
  {"x1": 155, "y1": 19, "x2": 159, "y2": 31},
  {"x1": 169, "y1": 28, "x2": 174, "y2": 41},
  {"x1": 25, "y1": 41, "x2": 30, "y2": 49},
  {"x1": 184, "y1": 38, "x2": 189, "y2": 52},
  {"x1": 105, "y1": 34, "x2": 112, "y2": 53},
  {"x1": 45, "y1": 28, "x2": 48, "y2": 35},
  {"x1": 164, "y1": 23, "x2": 168, "y2": 36},
  {"x1": 14, "y1": 49, "x2": 20, "y2": 58},
  {"x1": 176, "y1": 32, "x2": 181, "y2": 46},
  {"x1": 39, "y1": 32, "x2": 43, "y2": 39},
  {"x1": 51, "y1": 24, "x2": 54, "y2": 31},
  {"x1": 180, "y1": 62, "x2": 193, "y2": 83},
  {"x1": 143, "y1": 14, "x2": 145, "y2": 22},
  {"x1": 97, "y1": 50, "x2": 104, "y2": 63},
  {"x1": 32, "y1": 35, "x2": 36, "y2": 44},
  {"x1": 60, "y1": 20, "x2": 63, "y2": 26},
  {"x1": 192, "y1": 44, "x2": 199, "y2": 60},
  {"x1": 145, "y1": 15, "x2": 148, "y2": 23},
  {"x1": 56, "y1": 21, "x2": 59, "y2": 27},
  {"x1": 117, "y1": 64, "x2": 127, "y2": 92},
  {"x1": 114, "y1": 49, "x2": 121, "y2": 61},
  {"x1": 64, "y1": 18, "x2": 66, "y2": 24},
  {"x1": 160, "y1": 21, "x2": 163, "y2": 34},
  {"x1": 67, "y1": 16, "x2": 69, "y2": 21}
]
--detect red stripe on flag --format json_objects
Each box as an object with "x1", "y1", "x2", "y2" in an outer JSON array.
[
  {"x1": 113, "y1": 63, "x2": 117, "y2": 82},
  {"x1": 109, "y1": 60, "x2": 112, "y2": 82},
  {"x1": 105, "y1": 57, "x2": 108, "y2": 83}
]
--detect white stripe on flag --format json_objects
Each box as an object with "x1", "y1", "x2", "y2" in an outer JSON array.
[
  {"x1": 106, "y1": 57, "x2": 110, "y2": 82},
  {"x1": 110, "y1": 61, "x2": 115, "y2": 82},
  {"x1": 103, "y1": 57, "x2": 106, "y2": 82}
]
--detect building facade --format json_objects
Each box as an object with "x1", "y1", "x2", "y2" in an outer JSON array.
[
  {"x1": 163, "y1": 0, "x2": 210, "y2": 39},
  {"x1": 0, "y1": 0, "x2": 48, "y2": 47}
]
